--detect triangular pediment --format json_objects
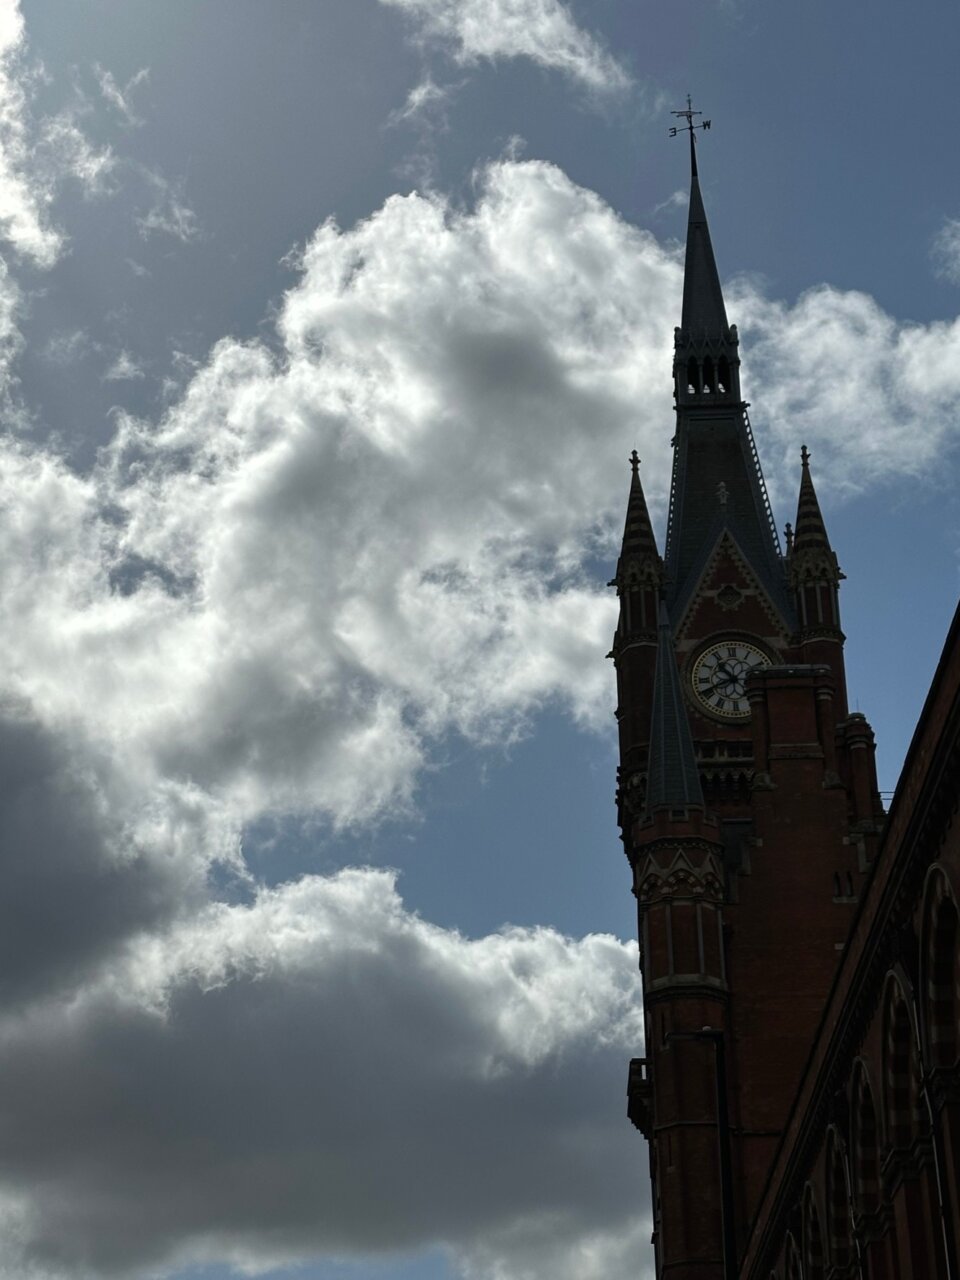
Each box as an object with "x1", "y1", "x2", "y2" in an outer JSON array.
[{"x1": 674, "y1": 527, "x2": 793, "y2": 646}]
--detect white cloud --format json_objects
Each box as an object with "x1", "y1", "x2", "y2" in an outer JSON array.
[
  {"x1": 42, "y1": 327, "x2": 93, "y2": 365},
  {"x1": 0, "y1": 252, "x2": 21, "y2": 392},
  {"x1": 0, "y1": 0, "x2": 22, "y2": 56},
  {"x1": 40, "y1": 112, "x2": 116, "y2": 196},
  {"x1": 458, "y1": 1215, "x2": 655, "y2": 1280},
  {"x1": 651, "y1": 187, "x2": 687, "y2": 217},
  {"x1": 388, "y1": 73, "x2": 458, "y2": 128},
  {"x1": 2, "y1": 151, "x2": 960, "y2": 1278},
  {"x1": 732, "y1": 281, "x2": 960, "y2": 493},
  {"x1": 136, "y1": 168, "x2": 200, "y2": 243},
  {"x1": 0, "y1": 160, "x2": 673, "y2": 833},
  {"x1": 932, "y1": 215, "x2": 960, "y2": 285},
  {"x1": 0, "y1": 1, "x2": 120, "y2": 263},
  {"x1": 5, "y1": 158, "x2": 960, "y2": 839},
  {"x1": 94, "y1": 63, "x2": 149, "y2": 127},
  {"x1": 102, "y1": 348, "x2": 144, "y2": 381},
  {"x1": 379, "y1": 0, "x2": 630, "y2": 92},
  {"x1": 0, "y1": 0, "x2": 62, "y2": 265}
]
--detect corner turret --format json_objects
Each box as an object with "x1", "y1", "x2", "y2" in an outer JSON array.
[
  {"x1": 786, "y1": 446, "x2": 849, "y2": 717},
  {"x1": 611, "y1": 451, "x2": 663, "y2": 854}
]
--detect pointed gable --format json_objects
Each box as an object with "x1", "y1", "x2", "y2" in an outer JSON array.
[{"x1": 674, "y1": 528, "x2": 795, "y2": 645}]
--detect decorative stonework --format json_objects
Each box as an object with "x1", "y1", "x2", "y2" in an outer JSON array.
[
  {"x1": 675, "y1": 529, "x2": 793, "y2": 647},
  {"x1": 620, "y1": 768, "x2": 646, "y2": 818},
  {"x1": 621, "y1": 556, "x2": 663, "y2": 588},
  {"x1": 788, "y1": 546, "x2": 844, "y2": 588},
  {"x1": 635, "y1": 845, "x2": 725, "y2": 904},
  {"x1": 716, "y1": 582, "x2": 744, "y2": 610}
]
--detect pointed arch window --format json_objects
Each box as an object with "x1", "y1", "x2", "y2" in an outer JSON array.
[
  {"x1": 686, "y1": 357, "x2": 700, "y2": 395},
  {"x1": 882, "y1": 977, "x2": 920, "y2": 1151},
  {"x1": 802, "y1": 1185, "x2": 825, "y2": 1280},
  {"x1": 850, "y1": 1064, "x2": 880, "y2": 1216},
  {"x1": 826, "y1": 1130, "x2": 853, "y2": 1270},
  {"x1": 717, "y1": 355, "x2": 730, "y2": 395},
  {"x1": 924, "y1": 879, "x2": 959, "y2": 1069},
  {"x1": 702, "y1": 355, "x2": 715, "y2": 394},
  {"x1": 785, "y1": 1232, "x2": 803, "y2": 1280}
]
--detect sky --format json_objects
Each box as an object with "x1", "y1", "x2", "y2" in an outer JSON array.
[{"x1": 0, "y1": 1, "x2": 959, "y2": 1278}]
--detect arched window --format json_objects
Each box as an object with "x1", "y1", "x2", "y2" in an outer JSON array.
[
  {"x1": 850, "y1": 1063, "x2": 880, "y2": 1215},
  {"x1": 718, "y1": 354, "x2": 730, "y2": 394},
  {"x1": 826, "y1": 1129, "x2": 853, "y2": 1268},
  {"x1": 882, "y1": 976, "x2": 919, "y2": 1151},
  {"x1": 686, "y1": 357, "x2": 700, "y2": 394},
  {"x1": 924, "y1": 878, "x2": 959, "y2": 1068},
  {"x1": 802, "y1": 1185, "x2": 825, "y2": 1280},
  {"x1": 702, "y1": 356, "x2": 714, "y2": 393},
  {"x1": 785, "y1": 1232, "x2": 803, "y2": 1280}
]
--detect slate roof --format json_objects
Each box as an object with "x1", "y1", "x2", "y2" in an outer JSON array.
[
  {"x1": 615, "y1": 452, "x2": 661, "y2": 580},
  {"x1": 792, "y1": 446, "x2": 832, "y2": 556},
  {"x1": 646, "y1": 603, "x2": 704, "y2": 813},
  {"x1": 664, "y1": 411, "x2": 794, "y2": 626},
  {"x1": 681, "y1": 173, "x2": 729, "y2": 339}
]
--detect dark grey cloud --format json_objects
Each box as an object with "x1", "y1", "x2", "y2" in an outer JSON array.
[
  {"x1": 0, "y1": 699, "x2": 198, "y2": 1004},
  {"x1": 0, "y1": 871, "x2": 645, "y2": 1277}
]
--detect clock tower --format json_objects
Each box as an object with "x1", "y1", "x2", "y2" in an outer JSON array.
[{"x1": 613, "y1": 119, "x2": 884, "y2": 1277}]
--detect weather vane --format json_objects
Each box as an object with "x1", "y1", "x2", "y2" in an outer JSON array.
[
  {"x1": 669, "y1": 95, "x2": 711, "y2": 140},
  {"x1": 669, "y1": 95, "x2": 711, "y2": 175}
]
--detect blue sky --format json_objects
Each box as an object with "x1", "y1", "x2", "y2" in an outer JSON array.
[{"x1": 0, "y1": 2, "x2": 958, "y2": 1278}]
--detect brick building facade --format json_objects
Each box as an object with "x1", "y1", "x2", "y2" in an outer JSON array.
[{"x1": 614, "y1": 118, "x2": 960, "y2": 1279}]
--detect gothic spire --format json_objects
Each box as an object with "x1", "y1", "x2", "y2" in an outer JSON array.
[
  {"x1": 680, "y1": 162, "x2": 729, "y2": 339},
  {"x1": 615, "y1": 450, "x2": 660, "y2": 576},
  {"x1": 791, "y1": 445, "x2": 833, "y2": 558},
  {"x1": 646, "y1": 603, "x2": 703, "y2": 813},
  {"x1": 610, "y1": 451, "x2": 662, "y2": 652},
  {"x1": 664, "y1": 119, "x2": 792, "y2": 629},
  {"x1": 788, "y1": 445, "x2": 844, "y2": 602}
]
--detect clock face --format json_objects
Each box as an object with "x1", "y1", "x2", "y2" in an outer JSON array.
[{"x1": 691, "y1": 640, "x2": 770, "y2": 719}]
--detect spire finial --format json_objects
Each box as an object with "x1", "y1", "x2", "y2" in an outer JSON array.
[
  {"x1": 630, "y1": 449, "x2": 641, "y2": 477},
  {"x1": 670, "y1": 95, "x2": 711, "y2": 179},
  {"x1": 801, "y1": 444, "x2": 810, "y2": 468}
]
